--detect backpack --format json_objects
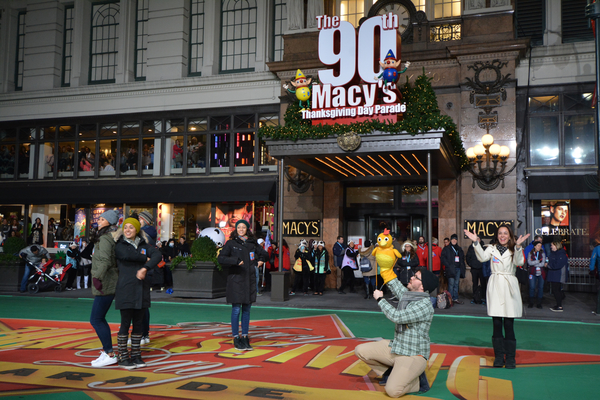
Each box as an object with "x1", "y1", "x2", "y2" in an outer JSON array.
[
  {"x1": 437, "y1": 290, "x2": 453, "y2": 309},
  {"x1": 360, "y1": 256, "x2": 372, "y2": 272}
]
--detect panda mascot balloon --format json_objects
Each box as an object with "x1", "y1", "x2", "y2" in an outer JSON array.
[{"x1": 199, "y1": 227, "x2": 226, "y2": 255}]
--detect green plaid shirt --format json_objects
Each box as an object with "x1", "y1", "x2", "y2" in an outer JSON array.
[{"x1": 378, "y1": 279, "x2": 434, "y2": 359}]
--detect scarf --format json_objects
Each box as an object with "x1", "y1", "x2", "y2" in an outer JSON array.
[
  {"x1": 125, "y1": 236, "x2": 141, "y2": 249},
  {"x1": 395, "y1": 291, "x2": 429, "y2": 333},
  {"x1": 497, "y1": 244, "x2": 508, "y2": 256},
  {"x1": 239, "y1": 235, "x2": 248, "y2": 242}
]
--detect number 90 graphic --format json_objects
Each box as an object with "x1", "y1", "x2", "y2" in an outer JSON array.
[{"x1": 318, "y1": 16, "x2": 400, "y2": 87}]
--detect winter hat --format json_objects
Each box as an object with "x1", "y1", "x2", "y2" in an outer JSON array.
[
  {"x1": 365, "y1": 240, "x2": 372, "y2": 247},
  {"x1": 99, "y1": 210, "x2": 119, "y2": 225},
  {"x1": 235, "y1": 219, "x2": 250, "y2": 230},
  {"x1": 402, "y1": 240, "x2": 414, "y2": 250},
  {"x1": 418, "y1": 268, "x2": 439, "y2": 294},
  {"x1": 317, "y1": 241, "x2": 325, "y2": 247},
  {"x1": 299, "y1": 239, "x2": 308, "y2": 247},
  {"x1": 138, "y1": 211, "x2": 153, "y2": 226},
  {"x1": 123, "y1": 217, "x2": 141, "y2": 234},
  {"x1": 450, "y1": 234, "x2": 458, "y2": 241},
  {"x1": 142, "y1": 225, "x2": 157, "y2": 242}
]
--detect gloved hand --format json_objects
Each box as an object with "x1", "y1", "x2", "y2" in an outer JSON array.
[{"x1": 92, "y1": 278, "x2": 103, "y2": 294}]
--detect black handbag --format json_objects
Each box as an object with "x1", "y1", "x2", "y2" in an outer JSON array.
[{"x1": 515, "y1": 266, "x2": 528, "y2": 285}]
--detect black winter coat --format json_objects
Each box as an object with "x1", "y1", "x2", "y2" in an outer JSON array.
[
  {"x1": 114, "y1": 234, "x2": 162, "y2": 310},
  {"x1": 466, "y1": 245, "x2": 483, "y2": 269},
  {"x1": 396, "y1": 251, "x2": 419, "y2": 285},
  {"x1": 441, "y1": 244, "x2": 466, "y2": 277},
  {"x1": 218, "y1": 237, "x2": 268, "y2": 304}
]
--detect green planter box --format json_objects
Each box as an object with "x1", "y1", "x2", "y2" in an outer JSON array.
[{"x1": 170, "y1": 261, "x2": 227, "y2": 299}]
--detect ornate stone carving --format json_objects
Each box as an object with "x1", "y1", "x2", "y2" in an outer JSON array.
[
  {"x1": 285, "y1": 165, "x2": 314, "y2": 193},
  {"x1": 337, "y1": 131, "x2": 362, "y2": 152},
  {"x1": 465, "y1": 59, "x2": 511, "y2": 133}
]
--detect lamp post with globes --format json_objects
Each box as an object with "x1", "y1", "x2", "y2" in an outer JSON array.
[{"x1": 465, "y1": 132, "x2": 511, "y2": 190}]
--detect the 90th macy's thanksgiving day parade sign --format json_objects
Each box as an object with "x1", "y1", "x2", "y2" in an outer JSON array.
[{"x1": 284, "y1": 13, "x2": 409, "y2": 126}]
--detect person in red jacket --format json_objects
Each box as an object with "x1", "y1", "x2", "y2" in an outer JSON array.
[
  {"x1": 416, "y1": 236, "x2": 428, "y2": 268},
  {"x1": 431, "y1": 237, "x2": 442, "y2": 274}
]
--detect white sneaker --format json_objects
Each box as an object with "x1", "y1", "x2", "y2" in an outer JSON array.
[
  {"x1": 91, "y1": 351, "x2": 117, "y2": 367},
  {"x1": 141, "y1": 336, "x2": 150, "y2": 345}
]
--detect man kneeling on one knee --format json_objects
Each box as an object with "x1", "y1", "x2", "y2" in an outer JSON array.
[{"x1": 355, "y1": 267, "x2": 438, "y2": 398}]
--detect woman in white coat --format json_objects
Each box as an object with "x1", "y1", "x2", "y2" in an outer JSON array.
[{"x1": 464, "y1": 225, "x2": 529, "y2": 369}]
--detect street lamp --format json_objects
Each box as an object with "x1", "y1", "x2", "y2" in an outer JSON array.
[{"x1": 466, "y1": 130, "x2": 511, "y2": 190}]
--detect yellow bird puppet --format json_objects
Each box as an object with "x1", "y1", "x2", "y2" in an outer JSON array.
[{"x1": 371, "y1": 229, "x2": 401, "y2": 284}]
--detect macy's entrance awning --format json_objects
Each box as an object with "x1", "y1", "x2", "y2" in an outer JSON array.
[{"x1": 264, "y1": 130, "x2": 461, "y2": 183}]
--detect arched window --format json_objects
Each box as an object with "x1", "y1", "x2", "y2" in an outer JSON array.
[
  {"x1": 220, "y1": 0, "x2": 257, "y2": 72},
  {"x1": 90, "y1": 2, "x2": 120, "y2": 84}
]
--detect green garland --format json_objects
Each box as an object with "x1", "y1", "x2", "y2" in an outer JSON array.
[{"x1": 259, "y1": 71, "x2": 469, "y2": 171}]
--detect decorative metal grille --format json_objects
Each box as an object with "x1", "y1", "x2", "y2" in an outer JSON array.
[
  {"x1": 220, "y1": 0, "x2": 257, "y2": 72},
  {"x1": 135, "y1": 0, "x2": 148, "y2": 80},
  {"x1": 430, "y1": 22, "x2": 461, "y2": 42},
  {"x1": 189, "y1": 0, "x2": 205, "y2": 76},
  {"x1": 62, "y1": 6, "x2": 74, "y2": 86},
  {"x1": 89, "y1": 2, "x2": 120, "y2": 84}
]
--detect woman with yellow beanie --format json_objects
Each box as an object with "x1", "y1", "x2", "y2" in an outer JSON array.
[{"x1": 114, "y1": 216, "x2": 162, "y2": 369}]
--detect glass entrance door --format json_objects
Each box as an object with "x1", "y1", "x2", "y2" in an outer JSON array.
[{"x1": 367, "y1": 215, "x2": 434, "y2": 244}]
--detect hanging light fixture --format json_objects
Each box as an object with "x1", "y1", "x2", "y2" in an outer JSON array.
[{"x1": 465, "y1": 130, "x2": 511, "y2": 190}]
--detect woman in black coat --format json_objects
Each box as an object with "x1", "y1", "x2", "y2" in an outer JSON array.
[
  {"x1": 114, "y1": 217, "x2": 161, "y2": 369},
  {"x1": 218, "y1": 219, "x2": 268, "y2": 352},
  {"x1": 396, "y1": 241, "x2": 420, "y2": 286}
]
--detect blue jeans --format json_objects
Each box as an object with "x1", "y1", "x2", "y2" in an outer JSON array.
[
  {"x1": 447, "y1": 268, "x2": 461, "y2": 301},
  {"x1": 231, "y1": 303, "x2": 251, "y2": 336},
  {"x1": 529, "y1": 275, "x2": 544, "y2": 302},
  {"x1": 20, "y1": 263, "x2": 32, "y2": 292},
  {"x1": 90, "y1": 295, "x2": 115, "y2": 353},
  {"x1": 363, "y1": 275, "x2": 376, "y2": 290}
]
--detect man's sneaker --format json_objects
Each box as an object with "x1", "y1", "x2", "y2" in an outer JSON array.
[
  {"x1": 454, "y1": 300, "x2": 463, "y2": 304},
  {"x1": 242, "y1": 336, "x2": 253, "y2": 351},
  {"x1": 550, "y1": 306, "x2": 563, "y2": 312},
  {"x1": 131, "y1": 356, "x2": 146, "y2": 368},
  {"x1": 233, "y1": 336, "x2": 246, "y2": 351},
  {"x1": 378, "y1": 366, "x2": 393, "y2": 386},
  {"x1": 141, "y1": 336, "x2": 150, "y2": 345},
  {"x1": 118, "y1": 358, "x2": 136, "y2": 370},
  {"x1": 91, "y1": 351, "x2": 117, "y2": 367}
]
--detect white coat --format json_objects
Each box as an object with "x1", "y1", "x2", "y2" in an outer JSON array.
[{"x1": 473, "y1": 243, "x2": 524, "y2": 318}]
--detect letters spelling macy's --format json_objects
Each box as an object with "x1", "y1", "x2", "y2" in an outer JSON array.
[
  {"x1": 464, "y1": 220, "x2": 513, "y2": 238},
  {"x1": 282, "y1": 220, "x2": 320, "y2": 237}
]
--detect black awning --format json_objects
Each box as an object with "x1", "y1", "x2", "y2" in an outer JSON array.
[
  {"x1": 0, "y1": 175, "x2": 277, "y2": 204},
  {"x1": 528, "y1": 175, "x2": 599, "y2": 200}
]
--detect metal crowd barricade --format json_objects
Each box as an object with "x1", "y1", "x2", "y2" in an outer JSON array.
[{"x1": 565, "y1": 258, "x2": 595, "y2": 292}]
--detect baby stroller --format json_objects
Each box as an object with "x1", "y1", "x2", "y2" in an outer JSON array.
[{"x1": 27, "y1": 259, "x2": 72, "y2": 294}]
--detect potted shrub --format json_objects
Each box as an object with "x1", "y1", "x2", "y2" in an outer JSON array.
[
  {"x1": 170, "y1": 236, "x2": 227, "y2": 298},
  {"x1": 0, "y1": 237, "x2": 27, "y2": 292}
]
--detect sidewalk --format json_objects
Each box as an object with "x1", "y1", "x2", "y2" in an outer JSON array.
[{"x1": 3, "y1": 284, "x2": 598, "y2": 324}]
